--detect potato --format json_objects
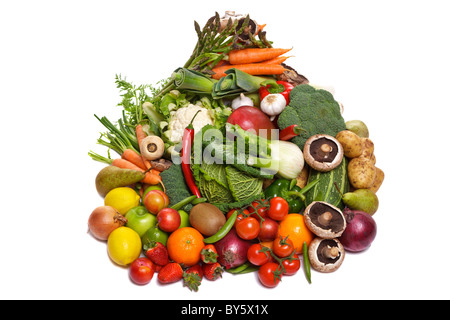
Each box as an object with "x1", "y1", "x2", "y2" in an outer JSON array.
[
  {"x1": 348, "y1": 157, "x2": 377, "y2": 189},
  {"x1": 336, "y1": 130, "x2": 363, "y2": 158},
  {"x1": 189, "y1": 203, "x2": 226, "y2": 237},
  {"x1": 369, "y1": 167, "x2": 385, "y2": 193},
  {"x1": 296, "y1": 165, "x2": 309, "y2": 189},
  {"x1": 360, "y1": 138, "x2": 375, "y2": 164}
]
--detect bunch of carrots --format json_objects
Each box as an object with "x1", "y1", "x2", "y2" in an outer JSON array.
[
  {"x1": 90, "y1": 124, "x2": 164, "y2": 197},
  {"x1": 211, "y1": 47, "x2": 292, "y2": 80}
]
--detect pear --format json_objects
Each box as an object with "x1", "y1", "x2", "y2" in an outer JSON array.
[
  {"x1": 346, "y1": 120, "x2": 369, "y2": 138},
  {"x1": 95, "y1": 166, "x2": 145, "y2": 197},
  {"x1": 342, "y1": 189, "x2": 379, "y2": 215}
]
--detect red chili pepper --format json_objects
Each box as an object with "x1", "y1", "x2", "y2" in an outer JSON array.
[
  {"x1": 259, "y1": 81, "x2": 294, "y2": 105},
  {"x1": 279, "y1": 124, "x2": 304, "y2": 141},
  {"x1": 181, "y1": 111, "x2": 202, "y2": 198}
]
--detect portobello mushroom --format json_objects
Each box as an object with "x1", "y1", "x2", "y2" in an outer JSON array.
[
  {"x1": 308, "y1": 238, "x2": 345, "y2": 273},
  {"x1": 304, "y1": 201, "x2": 346, "y2": 239},
  {"x1": 303, "y1": 134, "x2": 344, "y2": 172}
]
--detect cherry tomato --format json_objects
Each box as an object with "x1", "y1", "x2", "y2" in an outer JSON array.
[
  {"x1": 258, "y1": 262, "x2": 282, "y2": 288},
  {"x1": 248, "y1": 199, "x2": 269, "y2": 222},
  {"x1": 227, "y1": 106, "x2": 276, "y2": 139},
  {"x1": 156, "y1": 208, "x2": 181, "y2": 232},
  {"x1": 144, "y1": 190, "x2": 169, "y2": 215},
  {"x1": 273, "y1": 235, "x2": 295, "y2": 258},
  {"x1": 258, "y1": 218, "x2": 279, "y2": 242},
  {"x1": 129, "y1": 257, "x2": 155, "y2": 285},
  {"x1": 281, "y1": 254, "x2": 301, "y2": 275},
  {"x1": 235, "y1": 217, "x2": 260, "y2": 240},
  {"x1": 247, "y1": 243, "x2": 271, "y2": 266},
  {"x1": 267, "y1": 197, "x2": 289, "y2": 221},
  {"x1": 227, "y1": 209, "x2": 249, "y2": 227}
]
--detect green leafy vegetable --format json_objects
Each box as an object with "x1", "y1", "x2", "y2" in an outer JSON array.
[
  {"x1": 277, "y1": 84, "x2": 346, "y2": 150},
  {"x1": 159, "y1": 164, "x2": 194, "y2": 213}
]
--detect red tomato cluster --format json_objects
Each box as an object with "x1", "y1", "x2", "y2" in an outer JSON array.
[{"x1": 227, "y1": 197, "x2": 301, "y2": 288}]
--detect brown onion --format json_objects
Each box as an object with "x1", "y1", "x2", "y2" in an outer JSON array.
[{"x1": 88, "y1": 206, "x2": 127, "y2": 240}]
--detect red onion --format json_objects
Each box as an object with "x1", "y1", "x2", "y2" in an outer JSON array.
[
  {"x1": 339, "y1": 208, "x2": 377, "y2": 252},
  {"x1": 88, "y1": 206, "x2": 127, "y2": 241},
  {"x1": 214, "y1": 229, "x2": 253, "y2": 269}
]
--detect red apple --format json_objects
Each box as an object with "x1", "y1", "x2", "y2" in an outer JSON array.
[
  {"x1": 227, "y1": 106, "x2": 276, "y2": 139},
  {"x1": 156, "y1": 208, "x2": 181, "y2": 232},
  {"x1": 129, "y1": 257, "x2": 155, "y2": 285}
]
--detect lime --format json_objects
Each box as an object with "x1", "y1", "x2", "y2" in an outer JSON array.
[
  {"x1": 142, "y1": 226, "x2": 169, "y2": 248},
  {"x1": 104, "y1": 187, "x2": 140, "y2": 215},
  {"x1": 178, "y1": 210, "x2": 190, "y2": 229},
  {"x1": 107, "y1": 227, "x2": 142, "y2": 266}
]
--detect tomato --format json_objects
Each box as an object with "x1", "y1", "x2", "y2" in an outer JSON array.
[
  {"x1": 258, "y1": 218, "x2": 279, "y2": 242},
  {"x1": 227, "y1": 106, "x2": 276, "y2": 139},
  {"x1": 267, "y1": 197, "x2": 289, "y2": 221},
  {"x1": 258, "y1": 262, "x2": 282, "y2": 288},
  {"x1": 247, "y1": 243, "x2": 271, "y2": 266},
  {"x1": 235, "y1": 217, "x2": 260, "y2": 240},
  {"x1": 129, "y1": 257, "x2": 155, "y2": 285},
  {"x1": 281, "y1": 254, "x2": 301, "y2": 275},
  {"x1": 143, "y1": 190, "x2": 169, "y2": 215},
  {"x1": 156, "y1": 208, "x2": 181, "y2": 232},
  {"x1": 227, "y1": 209, "x2": 249, "y2": 227},
  {"x1": 248, "y1": 199, "x2": 269, "y2": 222},
  {"x1": 273, "y1": 235, "x2": 295, "y2": 258}
]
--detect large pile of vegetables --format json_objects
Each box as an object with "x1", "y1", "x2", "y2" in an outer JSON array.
[{"x1": 88, "y1": 11, "x2": 384, "y2": 290}]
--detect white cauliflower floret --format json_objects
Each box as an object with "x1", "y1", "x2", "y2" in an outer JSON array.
[{"x1": 167, "y1": 104, "x2": 214, "y2": 144}]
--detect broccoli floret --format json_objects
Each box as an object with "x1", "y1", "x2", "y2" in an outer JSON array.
[{"x1": 277, "y1": 84, "x2": 346, "y2": 149}]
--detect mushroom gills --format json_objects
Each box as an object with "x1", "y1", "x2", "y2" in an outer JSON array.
[
  {"x1": 317, "y1": 240, "x2": 341, "y2": 264},
  {"x1": 308, "y1": 238, "x2": 345, "y2": 273},
  {"x1": 309, "y1": 137, "x2": 339, "y2": 163},
  {"x1": 304, "y1": 201, "x2": 346, "y2": 239}
]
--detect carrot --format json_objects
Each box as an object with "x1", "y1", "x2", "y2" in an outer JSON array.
[
  {"x1": 121, "y1": 149, "x2": 147, "y2": 171},
  {"x1": 259, "y1": 55, "x2": 291, "y2": 65},
  {"x1": 135, "y1": 124, "x2": 152, "y2": 170},
  {"x1": 212, "y1": 63, "x2": 286, "y2": 80},
  {"x1": 113, "y1": 158, "x2": 165, "y2": 190},
  {"x1": 228, "y1": 48, "x2": 292, "y2": 65},
  {"x1": 112, "y1": 158, "x2": 145, "y2": 172}
]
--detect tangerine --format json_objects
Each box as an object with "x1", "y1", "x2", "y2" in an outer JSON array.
[
  {"x1": 277, "y1": 214, "x2": 315, "y2": 254},
  {"x1": 166, "y1": 227, "x2": 204, "y2": 267}
]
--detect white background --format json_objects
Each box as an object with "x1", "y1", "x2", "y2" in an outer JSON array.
[{"x1": 1, "y1": 0, "x2": 449, "y2": 300}]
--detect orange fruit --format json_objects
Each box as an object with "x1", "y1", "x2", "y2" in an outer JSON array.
[
  {"x1": 277, "y1": 214, "x2": 315, "y2": 254},
  {"x1": 167, "y1": 227, "x2": 205, "y2": 267}
]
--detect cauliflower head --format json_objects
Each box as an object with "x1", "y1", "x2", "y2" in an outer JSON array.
[{"x1": 166, "y1": 104, "x2": 214, "y2": 144}]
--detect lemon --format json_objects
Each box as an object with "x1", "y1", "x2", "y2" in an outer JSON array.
[
  {"x1": 107, "y1": 227, "x2": 142, "y2": 266},
  {"x1": 104, "y1": 187, "x2": 140, "y2": 215}
]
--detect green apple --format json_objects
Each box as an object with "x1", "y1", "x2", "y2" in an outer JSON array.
[{"x1": 125, "y1": 206, "x2": 157, "y2": 237}]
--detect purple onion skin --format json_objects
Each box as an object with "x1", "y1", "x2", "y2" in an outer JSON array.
[
  {"x1": 214, "y1": 229, "x2": 253, "y2": 269},
  {"x1": 339, "y1": 208, "x2": 377, "y2": 253}
]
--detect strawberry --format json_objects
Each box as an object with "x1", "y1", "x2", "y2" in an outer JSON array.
[
  {"x1": 145, "y1": 241, "x2": 170, "y2": 266},
  {"x1": 200, "y1": 244, "x2": 218, "y2": 264},
  {"x1": 158, "y1": 263, "x2": 183, "y2": 284},
  {"x1": 183, "y1": 264, "x2": 203, "y2": 292},
  {"x1": 203, "y1": 262, "x2": 223, "y2": 281}
]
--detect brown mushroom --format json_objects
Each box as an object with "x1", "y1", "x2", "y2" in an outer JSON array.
[
  {"x1": 303, "y1": 134, "x2": 344, "y2": 172},
  {"x1": 308, "y1": 238, "x2": 345, "y2": 273},
  {"x1": 304, "y1": 201, "x2": 346, "y2": 239},
  {"x1": 140, "y1": 135, "x2": 165, "y2": 161}
]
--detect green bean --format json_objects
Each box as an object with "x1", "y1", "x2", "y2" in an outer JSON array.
[
  {"x1": 191, "y1": 197, "x2": 207, "y2": 205},
  {"x1": 225, "y1": 262, "x2": 250, "y2": 274},
  {"x1": 170, "y1": 195, "x2": 197, "y2": 211},
  {"x1": 203, "y1": 211, "x2": 237, "y2": 244},
  {"x1": 303, "y1": 241, "x2": 312, "y2": 284},
  {"x1": 236, "y1": 266, "x2": 259, "y2": 274}
]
